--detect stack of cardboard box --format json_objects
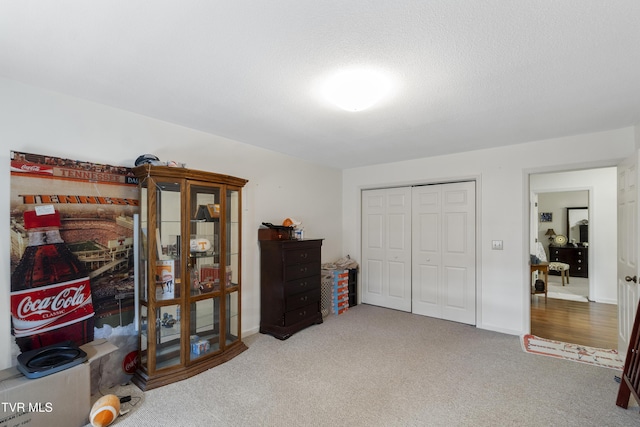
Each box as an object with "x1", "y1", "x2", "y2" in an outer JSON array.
[{"x1": 331, "y1": 269, "x2": 350, "y2": 315}]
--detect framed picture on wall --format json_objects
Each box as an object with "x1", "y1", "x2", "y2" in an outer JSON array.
[{"x1": 540, "y1": 212, "x2": 553, "y2": 222}]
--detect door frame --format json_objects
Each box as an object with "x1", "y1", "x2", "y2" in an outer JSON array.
[
  {"x1": 357, "y1": 175, "x2": 482, "y2": 327},
  {"x1": 523, "y1": 162, "x2": 618, "y2": 335}
]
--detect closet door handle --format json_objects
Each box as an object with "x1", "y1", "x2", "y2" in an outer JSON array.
[{"x1": 625, "y1": 275, "x2": 637, "y2": 283}]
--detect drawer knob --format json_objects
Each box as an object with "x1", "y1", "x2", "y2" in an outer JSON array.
[
  {"x1": 300, "y1": 253, "x2": 308, "y2": 259},
  {"x1": 300, "y1": 267, "x2": 307, "y2": 273},
  {"x1": 299, "y1": 310, "x2": 307, "y2": 317}
]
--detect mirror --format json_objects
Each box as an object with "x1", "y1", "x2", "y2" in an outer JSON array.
[{"x1": 567, "y1": 207, "x2": 588, "y2": 244}]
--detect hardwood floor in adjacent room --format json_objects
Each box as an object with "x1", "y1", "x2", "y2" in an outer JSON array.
[{"x1": 530, "y1": 296, "x2": 618, "y2": 350}]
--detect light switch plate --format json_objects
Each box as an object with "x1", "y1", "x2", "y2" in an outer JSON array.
[{"x1": 492, "y1": 240, "x2": 503, "y2": 250}]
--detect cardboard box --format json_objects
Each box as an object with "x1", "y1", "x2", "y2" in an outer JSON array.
[
  {"x1": 191, "y1": 339, "x2": 211, "y2": 355},
  {"x1": 0, "y1": 340, "x2": 117, "y2": 427}
]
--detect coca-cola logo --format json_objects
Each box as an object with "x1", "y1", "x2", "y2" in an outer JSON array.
[
  {"x1": 16, "y1": 285, "x2": 88, "y2": 319},
  {"x1": 11, "y1": 278, "x2": 94, "y2": 337},
  {"x1": 20, "y1": 164, "x2": 42, "y2": 172},
  {"x1": 123, "y1": 351, "x2": 138, "y2": 374},
  {"x1": 10, "y1": 161, "x2": 54, "y2": 175}
]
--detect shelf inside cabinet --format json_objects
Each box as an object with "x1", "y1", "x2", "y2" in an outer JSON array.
[
  {"x1": 195, "y1": 204, "x2": 220, "y2": 222},
  {"x1": 189, "y1": 251, "x2": 216, "y2": 258}
]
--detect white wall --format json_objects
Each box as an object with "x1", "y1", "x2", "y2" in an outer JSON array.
[
  {"x1": 531, "y1": 168, "x2": 617, "y2": 303},
  {"x1": 342, "y1": 128, "x2": 635, "y2": 335},
  {"x1": 0, "y1": 78, "x2": 343, "y2": 369}
]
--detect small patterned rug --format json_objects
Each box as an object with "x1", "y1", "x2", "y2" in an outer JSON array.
[{"x1": 521, "y1": 334, "x2": 624, "y2": 370}]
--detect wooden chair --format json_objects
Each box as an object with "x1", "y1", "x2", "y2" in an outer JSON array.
[
  {"x1": 549, "y1": 262, "x2": 570, "y2": 285},
  {"x1": 535, "y1": 242, "x2": 570, "y2": 286}
]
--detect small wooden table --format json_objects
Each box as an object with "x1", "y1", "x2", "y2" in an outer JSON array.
[{"x1": 530, "y1": 262, "x2": 549, "y2": 302}]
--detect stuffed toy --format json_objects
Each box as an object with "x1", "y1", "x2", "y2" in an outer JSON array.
[{"x1": 89, "y1": 394, "x2": 121, "y2": 427}]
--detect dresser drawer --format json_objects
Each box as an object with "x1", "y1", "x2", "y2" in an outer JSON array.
[
  {"x1": 284, "y1": 303, "x2": 320, "y2": 326},
  {"x1": 283, "y1": 247, "x2": 321, "y2": 266},
  {"x1": 286, "y1": 288, "x2": 320, "y2": 311},
  {"x1": 283, "y1": 275, "x2": 320, "y2": 297},
  {"x1": 285, "y1": 261, "x2": 319, "y2": 281},
  {"x1": 549, "y1": 245, "x2": 588, "y2": 278}
]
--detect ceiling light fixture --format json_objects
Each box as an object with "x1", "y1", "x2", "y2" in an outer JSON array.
[{"x1": 322, "y1": 69, "x2": 392, "y2": 112}]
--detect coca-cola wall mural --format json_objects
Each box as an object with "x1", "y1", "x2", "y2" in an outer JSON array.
[{"x1": 10, "y1": 150, "x2": 140, "y2": 389}]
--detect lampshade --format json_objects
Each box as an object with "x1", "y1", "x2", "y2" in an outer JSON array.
[{"x1": 545, "y1": 228, "x2": 556, "y2": 236}]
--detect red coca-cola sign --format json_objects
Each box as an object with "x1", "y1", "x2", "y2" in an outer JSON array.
[
  {"x1": 10, "y1": 277, "x2": 94, "y2": 337},
  {"x1": 123, "y1": 351, "x2": 139, "y2": 374},
  {"x1": 10, "y1": 160, "x2": 54, "y2": 175}
]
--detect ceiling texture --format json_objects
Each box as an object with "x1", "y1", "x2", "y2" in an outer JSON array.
[{"x1": 2, "y1": 1, "x2": 640, "y2": 169}]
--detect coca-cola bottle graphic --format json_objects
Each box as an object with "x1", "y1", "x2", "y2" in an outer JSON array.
[{"x1": 11, "y1": 209, "x2": 95, "y2": 352}]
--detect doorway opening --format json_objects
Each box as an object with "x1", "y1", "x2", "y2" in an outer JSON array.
[
  {"x1": 537, "y1": 191, "x2": 590, "y2": 302},
  {"x1": 529, "y1": 167, "x2": 618, "y2": 349}
]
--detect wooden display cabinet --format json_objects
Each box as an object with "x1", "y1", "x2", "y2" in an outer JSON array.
[{"x1": 132, "y1": 165, "x2": 248, "y2": 390}]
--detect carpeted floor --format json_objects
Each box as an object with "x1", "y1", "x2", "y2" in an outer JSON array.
[{"x1": 98, "y1": 304, "x2": 639, "y2": 427}]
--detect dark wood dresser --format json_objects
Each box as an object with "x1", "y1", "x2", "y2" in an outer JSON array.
[
  {"x1": 549, "y1": 245, "x2": 589, "y2": 278},
  {"x1": 259, "y1": 238, "x2": 323, "y2": 339}
]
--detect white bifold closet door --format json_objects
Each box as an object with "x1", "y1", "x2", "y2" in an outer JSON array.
[
  {"x1": 361, "y1": 182, "x2": 476, "y2": 325},
  {"x1": 361, "y1": 187, "x2": 412, "y2": 312},
  {"x1": 411, "y1": 181, "x2": 476, "y2": 325}
]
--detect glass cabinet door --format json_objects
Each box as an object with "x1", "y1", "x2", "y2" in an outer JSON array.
[
  {"x1": 154, "y1": 180, "x2": 182, "y2": 302},
  {"x1": 155, "y1": 303, "x2": 181, "y2": 370},
  {"x1": 226, "y1": 188, "x2": 241, "y2": 346},
  {"x1": 154, "y1": 180, "x2": 183, "y2": 370},
  {"x1": 226, "y1": 291, "x2": 240, "y2": 346},
  {"x1": 143, "y1": 178, "x2": 184, "y2": 373},
  {"x1": 138, "y1": 184, "x2": 148, "y2": 303},
  {"x1": 190, "y1": 298, "x2": 220, "y2": 360},
  {"x1": 188, "y1": 184, "x2": 222, "y2": 361}
]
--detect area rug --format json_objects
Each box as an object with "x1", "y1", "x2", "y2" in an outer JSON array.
[
  {"x1": 546, "y1": 291, "x2": 589, "y2": 302},
  {"x1": 547, "y1": 280, "x2": 589, "y2": 302},
  {"x1": 521, "y1": 334, "x2": 624, "y2": 370}
]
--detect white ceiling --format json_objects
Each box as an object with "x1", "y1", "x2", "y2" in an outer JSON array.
[{"x1": 2, "y1": 1, "x2": 640, "y2": 169}]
